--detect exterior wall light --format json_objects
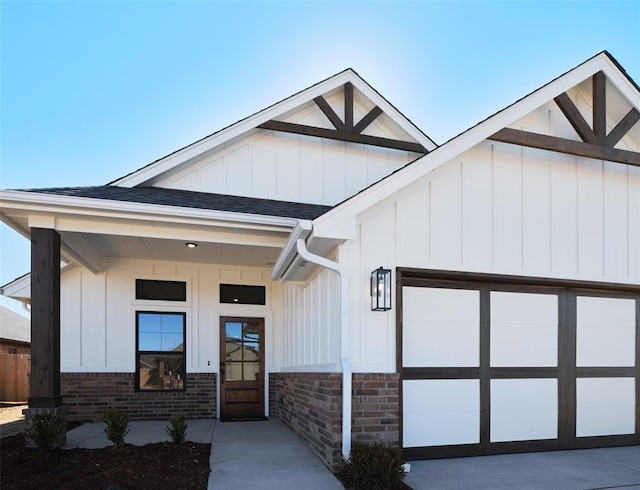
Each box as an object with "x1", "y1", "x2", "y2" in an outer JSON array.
[
  {"x1": 371, "y1": 267, "x2": 392, "y2": 311},
  {"x1": 185, "y1": 242, "x2": 198, "y2": 248}
]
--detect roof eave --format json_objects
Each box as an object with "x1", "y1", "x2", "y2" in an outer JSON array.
[{"x1": 0, "y1": 189, "x2": 300, "y2": 232}]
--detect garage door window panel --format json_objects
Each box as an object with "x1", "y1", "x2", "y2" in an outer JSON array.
[
  {"x1": 402, "y1": 287, "x2": 479, "y2": 368},
  {"x1": 576, "y1": 297, "x2": 636, "y2": 367},
  {"x1": 490, "y1": 292, "x2": 558, "y2": 367}
]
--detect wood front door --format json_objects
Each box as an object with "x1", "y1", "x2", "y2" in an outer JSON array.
[{"x1": 219, "y1": 317, "x2": 265, "y2": 421}]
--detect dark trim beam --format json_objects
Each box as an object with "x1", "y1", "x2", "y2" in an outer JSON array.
[
  {"x1": 593, "y1": 71, "x2": 607, "y2": 144},
  {"x1": 606, "y1": 108, "x2": 640, "y2": 147},
  {"x1": 554, "y1": 92, "x2": 597, "y2": 144},
  {"x1": 313, "y1": 96, "x2": 344, "y2": 131},
  {"x1": 353, "y1": 106, "x2": 384, "y2": 134},
  {"x1": 344, "y1": 82, "x2": 354, "y2": 130},
  {"x1": 262, "y1": 82, "x2": 428, "y2": 154},
  {"x1": 30, "y1": 228, "x2": 63, "y2": 408},
  {"x1": 488, "y1": 128, "x2": 640, "y2": 167},
  {"x1": 258, "y1": 120, "x2": 429, "y2": 153}
]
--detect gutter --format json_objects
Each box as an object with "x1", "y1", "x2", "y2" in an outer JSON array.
[
  {"x1": 272, "y1": 221, "x2": 353, "y2": 458},
  {"x1": 293, "y1": 237, "x2": 352, "y2": 461}
]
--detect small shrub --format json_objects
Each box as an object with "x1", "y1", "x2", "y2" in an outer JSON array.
[
  {"x1": 28, "y1": 412, "x2": 65, "y2": 450},
  {"x1": 101, "y1": 409, "x2": 130, "y2": 446},
  {"x1": 340, "y1": 442, "x2": 405, "y2": 490},
  {"x1": 166, "y1": 412, "x2": 189, "y2": 445}
]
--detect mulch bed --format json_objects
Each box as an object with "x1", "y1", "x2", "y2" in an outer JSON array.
[{"x1": 1, "y1": 433, "x2": 211, "y2": 490}]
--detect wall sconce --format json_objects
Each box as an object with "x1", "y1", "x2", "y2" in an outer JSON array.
[{"x1": 371, "y1": 267, "x2": 391, "y2": 311}]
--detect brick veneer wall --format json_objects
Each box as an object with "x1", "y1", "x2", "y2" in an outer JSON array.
[
  {"x1": 269, "y1": 372, "x2": 400, "y2": 470},
  {"x1": 270, "y1": 373, "x2": 343, "y2": 468},
  {"x1": 61, "y1": 372, "x2": 216, "y2": 421},
  {"x1": 351, "y1": 373, "x2": 400, "y2": 446}
]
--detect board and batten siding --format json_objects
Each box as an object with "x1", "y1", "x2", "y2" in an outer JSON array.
[
  {"x1": 149, "y1": 92, "x2": 421, "y2": 206},
  {"x1": 59, "y1": 258, "x2": 284, "y2": 375},
  {"x1": 281, "y1": 268, "x2": 341, "y2": 370}
]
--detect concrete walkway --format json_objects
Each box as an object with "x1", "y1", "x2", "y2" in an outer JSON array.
[
  {"x1": 208, "y1": 418, "x2": 343, "y2": 489},
  {"x1": 64, "y1": 417, "x2": 342, "y2": 489},
  {"x1": 404, "y1": 446, "x2": 640, "y2": 490}
]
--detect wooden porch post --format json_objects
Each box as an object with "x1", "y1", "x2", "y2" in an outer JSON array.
[{"x1": 29, "y1": 227, "x2": 63, "y2": 408}]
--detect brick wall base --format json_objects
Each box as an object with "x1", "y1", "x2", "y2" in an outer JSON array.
[
  {"x1": 269, "y1": 372, "x2": 400, "y2": 471},
  {"x1": 61, "y1": 372, "x2": 216, "y2": 421},
  {"x1": 351, "y1": 373, "x2": 400, "y2": 446}
]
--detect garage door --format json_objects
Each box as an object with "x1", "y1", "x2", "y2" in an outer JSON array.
[{"x1": 398, "y1": 270, "x2": 640, "y2": 459}]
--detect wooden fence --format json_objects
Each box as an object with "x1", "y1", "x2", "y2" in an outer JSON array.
[{"x1": 0, "y1": 354, "x2": 30, "y2": 402}]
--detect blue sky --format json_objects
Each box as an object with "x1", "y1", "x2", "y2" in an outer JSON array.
[{"x1": 1, "y1": 0, "x2": 639, "y2": 317}]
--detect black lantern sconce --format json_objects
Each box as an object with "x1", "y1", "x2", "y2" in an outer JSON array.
[{"x1": 371, "y1": 267, "x2": 392, "y2": 311}]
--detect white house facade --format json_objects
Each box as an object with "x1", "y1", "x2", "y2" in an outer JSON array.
[{"x1": 1, "y1": 52, "x2": 639, "y2": 469}]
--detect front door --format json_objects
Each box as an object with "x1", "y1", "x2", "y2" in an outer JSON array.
[{"x1": 219, "y1": 317, "x2": 265, "y2": 421}]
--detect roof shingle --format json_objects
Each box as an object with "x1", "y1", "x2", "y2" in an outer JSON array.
[{"x1": 18, "y1": 186, "x2": 333, "y2": 220}]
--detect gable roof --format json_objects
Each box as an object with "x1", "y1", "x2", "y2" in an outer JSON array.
[
  {"x1": 110, "y1": 68, "x2": 437, "y2": 188},
  {"x1": 311, "y1": 51, "x2": 640, "y2": 240},
  {"x1": 0, "y1": 306, "x2": 30, "y2": 344},
  {"x1": 17, "y1": 186, "x2": 332, "y2": 220}
]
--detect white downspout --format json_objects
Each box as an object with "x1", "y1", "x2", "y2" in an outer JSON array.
[{"x1": 295, "y1": 238, "x2": 352, "y2": 460}]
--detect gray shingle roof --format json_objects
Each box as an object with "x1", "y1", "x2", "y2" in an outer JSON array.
[
  {"x1": 0, "y1": 306, "x2": 30, "y2": 344},
  {"x1": 18, "y1": 186, "x2": 333, "y2": 220}
]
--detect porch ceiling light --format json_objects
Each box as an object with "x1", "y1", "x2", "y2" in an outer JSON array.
[
  {"x1": 185, "y1": 242, "x2": 198, "y2": 248},
  {"x1": 371, "y1": 267, "x2": 391, "y2": 311}
]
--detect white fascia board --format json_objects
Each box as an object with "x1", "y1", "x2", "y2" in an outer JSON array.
[
  {"x1": 270, "y1": 220, "x2": 312, "y2": 281},
  {"x1": 112, "y1": 69, "x2": 435, "y2": 187},
  {"x1": 1, "y1": 273, "x2": 31, "y2": 299},
  {"x1": 0, "y1": 190, "x2": 298, "y2": 232},
  {"x1": 0, "y1": 212, "x2": 31, "y2": 240},
  {"x1": 313, "y1": 53, "x2": 639, "y2": 239}
]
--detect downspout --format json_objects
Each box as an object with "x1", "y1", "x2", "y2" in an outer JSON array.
[{"x1": 295, "y1": 238, "x2": 352, "y2": 461}]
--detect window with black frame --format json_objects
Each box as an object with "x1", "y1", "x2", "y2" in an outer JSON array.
[{"x1": 136, "y1": 311, "x2": 186, "y2": 391}]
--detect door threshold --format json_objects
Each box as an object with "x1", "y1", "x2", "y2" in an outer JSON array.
[{"x1": 220, "y1": 415, "x2": 269, "y2": 422}]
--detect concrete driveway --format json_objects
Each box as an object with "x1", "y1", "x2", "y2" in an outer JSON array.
[{"x1": 404, "y1": 446, "x2": 640, "y2": 490}]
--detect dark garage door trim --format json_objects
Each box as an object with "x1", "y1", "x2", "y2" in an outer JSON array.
[{"x1": 396, "y1": 268, "x2": 640, "y2": 460}]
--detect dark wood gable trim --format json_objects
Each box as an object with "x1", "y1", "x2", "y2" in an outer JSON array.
[
  {"x1": 488, "y1": 71, "x2": 640, "y2": 167},
  {"x1": 258, "y1": 83, "x2": 429, "y2": 154}
]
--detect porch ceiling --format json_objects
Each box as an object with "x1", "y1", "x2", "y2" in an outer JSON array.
[
  {"x1": 63, "y1": 232, "x2": 282, "y2": 268},
  {"x1": 0, "y1": 194, "x2": 293, "y2": 273}
]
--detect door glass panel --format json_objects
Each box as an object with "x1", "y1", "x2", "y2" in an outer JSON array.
[
  {"x1": 226, "y1": 322, "x2": 242, "y2": 340},
  {"x1": 225, "y1": 361, "x2": 242, "y2": 381},
  {"x1": 243, "y1": 322, "x2": 260, "y2": 341},
  {"x1": 223, "y1": 320, "x2": 262, "y2": 381},
  {"x1": 243, "y1": 362, "x2": 260, "y2": 381},
  {"x1": 226, "y1": 341, "x2": 242, "y2": 362}
]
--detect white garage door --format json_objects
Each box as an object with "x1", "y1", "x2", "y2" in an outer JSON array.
[{"x1": 399, "y1": 275, "x2": 639, "y2": 459}]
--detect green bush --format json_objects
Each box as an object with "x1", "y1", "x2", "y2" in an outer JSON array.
[
  {"x1": 166, "y1": 412, "x2": 189, "y2": 445},
  {"x1": 28, "y1": 412, "x2": 66, "y2": 450},
  {"x1": 340, "y1": 442, "x2": 406, "y2": 490},
  {"x1": 101, "y1": 409, "x2": 130, "y2": 446}
]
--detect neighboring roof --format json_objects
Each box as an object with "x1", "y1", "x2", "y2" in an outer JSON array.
[
  {"x1": 110, "y1": 68, "x2": 437, "y2": 188},
  {"x1": 0, "y1": 306, "x2": 30, "y2": 344},
  {"x1": 17, "y1": 186, "x2": 333, "y2": 221},
  {"x1": 311, "y1": 50, "x2": 640, "y2": 240}
]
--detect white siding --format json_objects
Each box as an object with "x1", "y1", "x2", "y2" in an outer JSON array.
[
  {"x1": 280, "y1": 268, "x2": 340, "y2": 370},
  {"x1": 60, "y1": 259, "x2": 282, "y2": 375},
  {"x1": 349, "y1": 144, "x2": 639, "y2": 283}
]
